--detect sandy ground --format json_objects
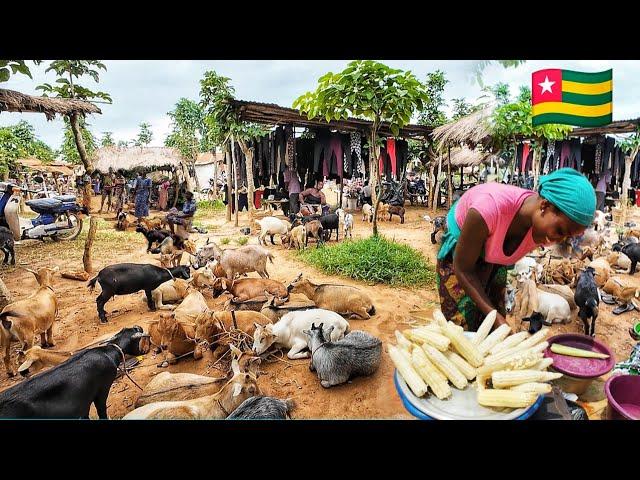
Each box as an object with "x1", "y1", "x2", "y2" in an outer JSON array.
[{"x1": 0, "y1": 193, "x2": 637, "y2": 420}]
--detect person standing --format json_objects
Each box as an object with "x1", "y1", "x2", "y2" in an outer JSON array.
[
  {"x1": 595, "y1": 169, "x2": 611, "y2": 212},
  {"x1": 158, "y1": 178, "x2": 170, "y2": 211},
  {"x1": 133, "y1": 170, "x2": 152, "y2": 222},
  {"x1": 99, "y1": 168, "x2": 114, "y2": 213},
  {"x1": 284, "y1": 167, "x2": 301, "y2": 214},
  {"x1": 113, "y1": 170, "x2": 126, "y2": 214}
]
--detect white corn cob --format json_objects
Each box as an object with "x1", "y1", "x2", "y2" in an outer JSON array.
[
  {"x1": 515, "y1": 328, "x2": 550, "y2": 350},
  {"x1": 441, "y1": 322, "x2": 484, "y2": 367},
  {"x1": 411, "y1": 345, "x2": 452, "y2": 400},
  {"x1": 472, "y1": 310, "x2": 497, "y2": 345},
  {"x1": 422, "y1": 344, "x2": 468, "y2": 390},
  {"x1": 423, "y1": 323, "x2": 443, "y2": 334},
  {"x1": 444, "y1": 350, "x2": 477, "y2": 381},
  {"x1": 477, "y1": 324, "x2": 512, "y2": 356},
  {"x1": 499, "y1": 342, "x2": 549, "y2": 365},
  {"x1": 491, "y1": 369, "x2": 562, "y2": 388},
  {"x1": 433, "y1": 309, "x2": 448, "y2": 327},
  {"x1": 485, "y1": 339, "x2": 549, "y2": 365},
  {"x1": 477, "y1": 389, "x2": 539, "y2": 408},
  {"x1": 532, "y1": 358, "x2": 554, "y2": 371},
  {"x1": 477, "y1": 351, "x2": 543, "y2": 377},
  {"x1": 404, "y1": 329, "x2": 450, "y2": 351},
  {"x1": 395, "y1": 330, "x2": 413, "y2": 351},
  {"x1": 511, "y1": 382, "x2": 553, "y2": 394},
  {"x1": 389, "y1": 345, "x2": 428, "y2": 397},
  {"x1": 489, "y1": 331, "x2": 530, "y2": 356}
]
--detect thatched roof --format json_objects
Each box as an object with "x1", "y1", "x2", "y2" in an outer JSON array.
[
  {"x1": 92, "y1": 147, "x2": 183, "y2": 173},
  {"x1": 441, "y1": 147, "x2": 490, "y2": 167},
  {"x1": 196, "y1": 152, "x2": 226, "y2": 165},
  {"x1": 432, "y1": 105, "x2": 494, "y2": 150},
  {"x1": 15, "y1": 157, "x2": 74, "y2": 176},
  {"x1": 0, "y1": 89, "x2": 101, "y2": 121}
]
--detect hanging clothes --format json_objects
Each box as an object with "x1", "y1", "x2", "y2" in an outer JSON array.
[
  {"x1": 328, "y1": 133, "x2": 344, "y2": 180},
  {"x1": 560, "y1": 141, "x2": 571, "y2": 169},
  {"x1": 569, "y1": 138, "x2": 582, "y2": 171},
  {"x1": 581, "y1": 143, "x2": 596, "y2": 176},
  {"x1": 520, "y1": 143, "x2": 531, "y2": 173},
  {"x1": 544, "y1": 141, "x2": 555, "y2": 173},
  {"x1": 350, "y1": 132, "x2": 363, "y2": 177},
  {"x1": 387, "y1": 138, "x2": 398, "y2": 179},
  {"x1": 396, "y1": 139, "x2": 409, "y2": 178},
  {"x1": 602, "y1": 136, "x2": 615, "y2": 173},
  {"x1": 594, "y1": 142, "x2": 603, "y2": 175},
  {"x1": 313, "y1": 129, "x2": 331, "y2": 177}
]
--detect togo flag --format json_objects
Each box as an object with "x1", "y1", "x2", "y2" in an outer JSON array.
[{"x1": 531, "y1": 69, "x2": 612, "y2": 127}]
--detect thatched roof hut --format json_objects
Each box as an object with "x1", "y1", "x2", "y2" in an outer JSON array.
[
  {"x1": 441, "y1": 147, "x2": 491, "y2": 167},
  {"x1": 431, "y1": 105, "x2": 495, "y2": 150},
  {"x1": 92, "y1": 147, "x2": 183, "y2": 173},
  {"x1": 0, "y1": 88, "x2": 101, "y2": 121}
]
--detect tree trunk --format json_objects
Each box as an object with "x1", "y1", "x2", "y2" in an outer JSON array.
[
  {"x1": 231, "y1": 136, "x2": 239, "y2": 227},
  {"x1": 225, "y1": 145, "x2": 232, "y2": 222},
  {"x1": 622, "y1": 153, "x2": 635, "y2": 212},
  {"x1": 427, "y1": 162, "x2": 435, "y2": 208},
  {"x1": 83, "y1": 216, "x2": 98, "y2": 274},
  {"x1": 69, "y1": 113, "x2": 93, "y2": 174},
  {"x1": 180, "y1": 162, "x2": 197, "y2": 193},
  {"x1": 211, "y1": 155, "x2": 218, "y2": 200},
  {"x1": 370, "y1": 127, "x2": 382, "y2": 237},
  {"x1": 432, "y1": 155, "x2": 442, "y2": 213},
  {"x1": 238, "y1": 139, "x2": 255, "y2": 212},
  {"x1": 447, "y1": 146, "x2": 453, "y2": 209}
]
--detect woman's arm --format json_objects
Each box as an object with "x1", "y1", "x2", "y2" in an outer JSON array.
[{"x1": 452, "y1": 208, "x2": 508, "y2": 327}]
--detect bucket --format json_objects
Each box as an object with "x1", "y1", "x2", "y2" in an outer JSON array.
[{"x1": 605, "y1": 374, "x2": 640, "y2": 420}]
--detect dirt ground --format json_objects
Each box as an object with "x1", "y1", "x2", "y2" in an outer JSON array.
[{"x1": 0, "y1": 193, "x2": 637, "y2": 420}]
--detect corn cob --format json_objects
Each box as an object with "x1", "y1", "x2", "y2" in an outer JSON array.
[
  {"x1": 499, "y1": 342, "x2": 549, "y2": 365},
  {"x1": 485, "y1": 339, "x2": 549, "y2": 365},
  {"x1": 511, "y1": 382, "x2": 553, "y2": 394},
  {"x1": 477, "y1": 389, "x2": 539, "y2": 408},
  {"x1": 550, "y1": 343, "x2": 610, "y2": 359},
  {"x1": 411, "y1": 345, "x2": 452, "y2": 400},
  {"x1": 423, "y1": 323, "x2": 443, "y2": 334},
  {"x1": 444, "y1": 350, "x2": 477, "y2": 381},
  {"x1": 489, "y1": 331, "x2": 530, "y2": 356},
  {"x1": 515, "y1": 328, "x2": 550, "y2": 350},
  {"x1": 491, "y1": 369, "x2": 562, "y2": 388},
  {"x1": 532, "y1": 358, "x2": 554, "y2": 371},
  {"x1": 472, "y1": 310, "x2": 497, "y2": 345},
  {"x1": 422, "y1": 344, "x2": 468, "y2": 389},
  {"x1": 477, "y1": 324, "x2": 512, "y2": 356},
  {"x1": 394, "y1": 330, "x2": 413, "y2": 351},
  {"x1": 404, "y1": 329, "x2": 450, "y2": 351},
  {"x1": 432, "y1": 309, "x2": 448, "y2": 327},
  {"x1": 389, "y1": 345, "x2": 429, "y2": 397},
  {"x1": 442, "y1": 322, "x2": 484, "y2": 367},
  {"x1": 477, "y1": 351, "x2": 543, "y2": 377}
]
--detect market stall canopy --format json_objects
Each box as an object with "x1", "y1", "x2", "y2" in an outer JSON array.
[
  {"x1": 432, "y1": 105, "x2": 495, "y2": 150},
  {"x1": 92, "y1": 146, "x2": 183, "y2": 173},
  {"x1": 0, "y1": 88, "x2": 101, "y2": 121},
  {"x1": 15, "y1": 158, "x2": 74, "y2": 176},
  {"x1": 568, "y1": 117, "x2": 640, "y2": 137},
  {"x1": 196, "y1": 152, "x2": 226, "y2": 165},
  {"x1": 230, "y1": 99, "x2": 433, "y2": 140},
  {"x1": 440, "y1": 147, "x2": 491, "y2": 167},
  {"x1": 16, "y1": 157, "x2": 44, "y2": 169}
]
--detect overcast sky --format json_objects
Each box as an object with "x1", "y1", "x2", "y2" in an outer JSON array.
[{"x1": 1, "y1": 60, "x2": 636, "y2": 152}]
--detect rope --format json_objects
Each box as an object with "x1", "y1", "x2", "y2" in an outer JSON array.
[{"x1": 108, "y1": 343, "x2": 143, "y2": 390}]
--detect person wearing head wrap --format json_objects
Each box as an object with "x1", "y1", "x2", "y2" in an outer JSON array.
[{"x1": 436, "y1": 168, "x2": 595, "y2": 332}]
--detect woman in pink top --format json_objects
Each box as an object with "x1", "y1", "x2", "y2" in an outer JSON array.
[{"x1": 436, "y1": 168, "x2": 596, "y2": 332}]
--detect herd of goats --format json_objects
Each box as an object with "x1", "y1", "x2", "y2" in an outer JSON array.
[{"x1": 0, "y1": 208, "x2": 391, "y2": 419}]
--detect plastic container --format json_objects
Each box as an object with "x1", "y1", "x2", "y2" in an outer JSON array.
[
  {"x1": 605, "y1": 374, "x2": 640, "y2": 420},
  {"x1": 634, "y1": 321, "x2": 640, "y2": 337},
  {"x1": 545, "y1": 334, "x2": 615, "y2": 396}
]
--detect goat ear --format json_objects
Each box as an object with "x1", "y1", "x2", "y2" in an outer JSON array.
[
  {"x1": 17, "y1": 358, "x2": 34, "y2": 373},
  {"x1": 231, "y1": 358, "x2": 241, "y2": 376},
  {"x1": 24, "y1": 267, "x2": 37, "y2": 276},
  {"x1": 232, "y1": 383, "x2": 243, "y2": 397},
  {"x1": 253, "y1": 322, "x2": 262, "y2": 330},
  {"x1": 1, "y1": 319, "x2": 11, "y2": 330},
  {"x1": 302, "y1": 329, "x2": 311, "y2": 336}
]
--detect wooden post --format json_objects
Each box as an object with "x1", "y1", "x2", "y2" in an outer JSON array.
[
  {"x1": 211, "y1": 154, "x2": 218, "y2": 200},
  {"x1": 83, "y1": 216, "x2": 98, "y2": 274},
  {"x1": 231, "y1": 136, "x2": 239, "y2": 227},
  {"x1": 432, "y1": 154, "x2": 442, "y2": 213},
  {"x1": 460, "y1": 166, "x2": 464, "y2": 190},
  {"x1": 339, "y1": 178, "x2": 344, "y2": 210},
  {"x1": 225, "y1": 145, "x2": 232, "y2": 222},
  {"x1": 447, "y1": 145, "x2": 453, "y2": 209}
]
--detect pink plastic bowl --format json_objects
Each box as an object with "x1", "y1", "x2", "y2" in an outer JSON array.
[{"x1": 605, "y1": 374, "x2": 640, "y2": 420}]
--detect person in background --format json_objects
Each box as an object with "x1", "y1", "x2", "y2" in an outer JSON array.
[
  {"x1": 132, "y1": 169, "x2": 152, "y2": 222},
  {"x1": 362, "y1": 181, "x2": 372, "y2": 205},
  {"x1": 166, "y1": 191, "x2": 197, "y2": 234},
  {"x1": 595, "y1": 169, "x2": 611, "y2": 212},
  {"x1": 284, "y1": 167, "x2": 301, "y2": 215},
  {"x1": 92, "y1": 173, "x2": 101, "y2": 196},
  {"x1": 99, "y1": 168, "x2": 114, "y2": 213},
  {"x1": 113, "y1": 170, "x2": 126, "y2": 214},
  {"x1": 158, "y1": 178, "x2": 171, "y2": 211},
  {"x1": 299, "y1": 180, "x2": 327, "y2": 216}
]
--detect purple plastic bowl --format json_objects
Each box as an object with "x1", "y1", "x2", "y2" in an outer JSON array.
[
  {"x1": 544, "y1": 334, "x2": 616, "y2": 379},
  {"x1": 605, "y1": 374, "x2": 640, "y2": 420}
]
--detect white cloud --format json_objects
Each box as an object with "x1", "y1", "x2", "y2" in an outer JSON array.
[{"x1": 1, "y1": 60, "x2": 637, "y2": 151}]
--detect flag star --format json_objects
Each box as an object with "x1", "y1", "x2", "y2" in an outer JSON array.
[{"x1": 538, "y1": 76, "x2": 556, "y2": 94}]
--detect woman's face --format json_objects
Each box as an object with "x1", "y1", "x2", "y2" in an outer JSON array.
[{"x1": 531, "y1": 200, "x2": 586, "y2": 245}]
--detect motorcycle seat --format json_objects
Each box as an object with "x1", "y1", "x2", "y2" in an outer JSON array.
[
  {"x1": 53, "y1": 195, "x2": 76, "y2": 203},
  {"x1": 26, "y1": 198, "x2": 63, "y2": 211}
]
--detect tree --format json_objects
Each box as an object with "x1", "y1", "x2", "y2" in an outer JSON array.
[
  {"x1": 0, "y1": 121, "x2": 55, "y2": 179},
  {"x1": 0, "y1": 60, "x2": 42, "y2": 83},
  {"x1": 117, "y1": 140, "x2": 130, "y2": 148},
  {"x1": 135, "y1": 122, "x2": 153, "y2": 147},
  {"x1": 59, "y1": 117, "x2": 97, "y2": 165},
  {"x1": 620, "y1": 130, "x2": 640, "y2": 210},
  {"x1": 200, "y1": 71, "x2": 268, "y2": 219},
  {"x1": 483, "y1": 82, "x2": 511, "y2": 106},
  {"x1": 164, "y1": 98, "x2": 207, "y2": 192},
  {"x1": 36, "y1": 60, "x2": 111, "y2": 174},
  {"x1": 101, "y1": 132, "x2": 115, "y2": 147},
  {"x1": 293, "y1": 60, "x2": 429, "y2": 236},
  {"x1": 471, "y1": 60, "x2": 526, "y2": 86},
  {"x1": 418, "y1": 70, "x2": 449, "y2": 128},
  {"x1": 451, "y1": 98, "x2": 473, "y2": 121}
]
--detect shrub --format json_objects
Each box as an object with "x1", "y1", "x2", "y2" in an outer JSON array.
[
  {"x1": 236, "y1": 236, "x2": 248, "y2": 246},
  {"x1": 297, "y1": 235, "x2": 435, "y2": 287},
  {"x1": 221, "y1": 237, "x2": 231, "y2": 245}
]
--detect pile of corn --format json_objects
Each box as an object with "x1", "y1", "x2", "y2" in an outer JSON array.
[{"x1": 390, "y1": 309, "x2": 562, "y2": 410}]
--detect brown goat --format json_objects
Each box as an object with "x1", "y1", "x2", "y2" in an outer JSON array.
[
  {"x1": 305, "y1": 220, "x2": 324, "y2": 247},
  {"x1": 149, "y1": 315, "x2": 198, "y2": 364},
  {"x1": 1, "y1": 266, "x2": 59, "y2": 377},
  {"x1": 211, "y1": 277, "x2": 289, "y2": 304},
  {"x1": 387, "y1": 205, "x2": 405, "y2": 224},
  {"x1": 17, "y1": 346, "x2": 73, "y2": 377}
]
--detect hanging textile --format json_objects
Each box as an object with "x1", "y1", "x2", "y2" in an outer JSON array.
[
  {"x1": 350, "y1": 132, "x2": 363, "y2": 177},
  {"x1": 328, "y1": 133, "x2": 344, "y2": 180},
  {"x1": 569, "y1": 138, "x2": 582, "y2": 171},
  {"x1": 387, "y1": 138, "x2": 398, "y2": 179},
  {"x1": 396, "y1": 140, "x2": 409, "y2": 178},
  {"x1": 595, "y1": 142, "x2": 603, "y2": 175},
  {"x1": 603, "y1": 136, "x2": 615, "y2": 173},
  {"x1": 545, "y1": 141, "x2": 555, "y2": 173},
  {"x1": 521, "y1": 143, "x2": 531, "y2": 173},
  {"x1": 581, "y1": 143, "x2": 596, "y2": 175},
  {"x1": 560, "y1": 141, "x2": 571, "y2": 169}
]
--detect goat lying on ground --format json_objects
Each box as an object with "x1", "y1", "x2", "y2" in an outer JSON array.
[
  {"x1": 613, "y1": 242, "x2": 640, "y2": 275},
  {"x1": 0, "y1": 326, "x2": 150, "y2": 419},
  {"x1": 151, "y1": 278, "x2": 193, "y2": 310},
  {"x1": 135, "y1": 225, "x2": 172, "y2": 252},
  {"x1": 1, "y1": 266, "x2": 59, "y2": 377},
  {"x1": 140, "y1": 216, "x2": 168, "y2": 231},
  {"x1": 149, "y1": 315, "x2": 198, "y2": 364},
  {"x1": 115, "y1": 211, "x2": 131, "y2": 231},
  {"x1": 17, "y1": 346, "x2": 73, "y2": 377},
  {"x1": 511, "y1": 277, "x2": 572, "y2": 325},
  {"x1": 0, "y1": 278, "x2": 12, "y2": 311},
  {"x1": 88, "y1": 264, "x2": 191, "y2": 323},
  {"x1": 587, "y1": 256, "x2": 611, "y2": 287},
  {"x1": 0, "y1": 226, "x2": 15, "y2": 265},
  {"x1": 227, "y1": 395, "x2": 295, "y2": 419},
  {"x1": 288, "y1": 273, "x2": 375, "y2": 319},
  {"x1": 211, "y1": 277, "x2": 289, "y2": 304}
]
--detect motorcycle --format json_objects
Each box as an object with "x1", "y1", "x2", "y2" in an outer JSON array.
[{"x1": 0, "y1": 182, "x2": 86, "y2": 242}]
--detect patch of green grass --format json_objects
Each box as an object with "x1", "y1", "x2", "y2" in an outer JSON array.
[
  {"x1": 195, "y1": 199, "x2": 225, "y2": 217},
  {"x1": 296, "y1": 235, "x2": 436, "y2": 287},
  {"x1": 220, "y1": 237, "x2": 231, "y2": 245},
  {"x1": 236, "y1": 236, "x2": 248, "y2": 246}
]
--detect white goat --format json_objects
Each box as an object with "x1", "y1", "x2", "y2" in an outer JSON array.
[
  {"x1": 513, "y1": 278, "x2": 572, "y2": 324},
  {"x1": 252, "y1": 308, "x2": 349, "y2": 359},
  {"x1": 362, "y1": 204, "x2": 374, "y2": 223},
  {"x1": 255, "y1": 217, "x2": 291, "y2": 246},
  {"x1": 335, "y1": 209, "x2": 354, "y2": 239},
  {"x1": 513, "y1": 256, "x2": 542, "y2": 282},
  {"x1": 593, "y1": 210, "x2": 606, "y2": 232}
]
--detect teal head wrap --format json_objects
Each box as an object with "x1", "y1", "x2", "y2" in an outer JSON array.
[{"x1": 538, "y1": 168, "x2": 596, "y2": 226}]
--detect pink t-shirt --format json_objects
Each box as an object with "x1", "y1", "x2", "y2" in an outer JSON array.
[{"x1": 454, "y1": 184, "x2": 539, "y2": 265}]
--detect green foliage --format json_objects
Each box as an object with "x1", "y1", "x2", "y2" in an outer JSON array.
[
  {"x1": 0, "y1": 121, "x2": 55, "y2": 174},
  {"x1": 220, "y1": 237, "x2": 231, "y2": 245},
  {"x1": 59, "y1": 117, "x2": 97, "y2": 164},
  {"x1": 195, "y1": 199, "x2": 225, "y2": 214},
  {"x1": 199, "y1": 70, "x2": 267, "y2": 147},
  {"x1": 164, "y1": 98, "x2": 208, "y2": 161},
  {"x1": 451, "y1": 98, "x2": 473, "y2": 120},
  {"x1": 297, "y1": 235, "x2": 436, "y2": 287},
  {"x1": 0, "y1": 60, "x2": 41, "y2": 83},
  {"x1": 418, "y1": 70, "x2": 449, "y2": 128},
  {"x1": 293, "y1": 60, "x2": 429, "y2": 137},
  {"x1": 471, "y1": 60, "x2": 526, "y2": 86},
  {"x1": 117, "y1": 140, "x2": 130, "y2": 148},
  {"x1": 36, "y1": 60, "x2": 112, "y2": 103},
  {"x1": 620, "y1": 128, "x2": 640, "y2": 156},
  {"x1": 482, "y1": 82, "x2": 511, "y2": 106},
  {"x1": 101, "y1": 132, "x2": 115, "y2": 147},
  {"x1": 135, "y1": 122, "x2": 153, "y2": 147},
  {"x1": 236, "y1": 236, "x2": 249, "y2": 246}
]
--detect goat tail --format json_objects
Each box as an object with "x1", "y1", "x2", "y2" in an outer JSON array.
[
  {"x1": 87, "y1": 275, "x2": 99, "y2": 291},
  {"x1": 368, "y1": 305, "x2": 376, "y2": 316},
  {"x1": 587, "y1": 298, "x2": 599, "y2": 318}
]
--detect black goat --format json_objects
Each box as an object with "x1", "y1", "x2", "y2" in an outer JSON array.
[
  {"x1": 430, "y1": 216, "x2": 446, "y2": 245},
  {"x1": 613, "y1": 242, "x2": 640, "y2": 275},
  {"x1": 0, "y1": 326, "x2": 150, "y2": 419},
  {"x1": 0, "y1": 226, "x2": 15, "y2": 265},
  {"x1": 574, "y1": 267, "x2": 600, "y2": 337},
  {"x1": 520, "y1": 312, "x2": 552, "y2": 334},
  {"x1": 88, "y1": 263, "x2": 191, "y2": 323},
  {"x1": 135, "y1": 225, "x2": 172, "y2": 252},
  {"x1": 319, "y1": 213, "x2": 340, "y2": 242}
]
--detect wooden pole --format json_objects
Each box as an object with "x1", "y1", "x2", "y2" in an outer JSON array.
[
  {"x1": 231, "y1": 136, "x2": 239, "y2": 227},
  {"x1": 225, "y1": 145, "x2": 232, "y2": 222},
  {"x1": 83, "y1": 216, "x2": 98, "y2": 274},
  {"x1": 447, "y1": 145, "x2": 453, "y2": 209}
]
